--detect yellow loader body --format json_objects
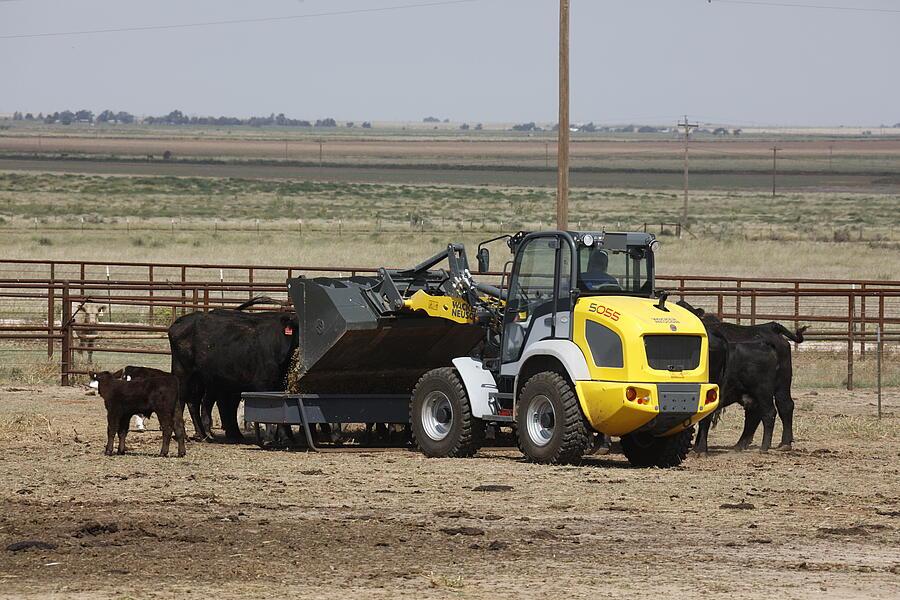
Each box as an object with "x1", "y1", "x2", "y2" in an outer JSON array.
[{"x1": 571, "y1": 296, "x2": 719, "y2": 437}]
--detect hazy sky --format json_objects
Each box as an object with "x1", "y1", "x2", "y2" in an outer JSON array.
[{"x1": 1, "y1": 0, "x2": 898, "y2": 126}]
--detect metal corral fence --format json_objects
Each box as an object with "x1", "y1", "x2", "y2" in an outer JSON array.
[{"x1": 0, "y1": 259, "x2": 898, "y2": 390}]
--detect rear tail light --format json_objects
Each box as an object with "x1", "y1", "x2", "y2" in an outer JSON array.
[
  {"x1": 705, "y1": 388, "x2": 718, "y2": 405},
  {"x1": 625, "y1": 387, "x2": 637, "y2": 401}
]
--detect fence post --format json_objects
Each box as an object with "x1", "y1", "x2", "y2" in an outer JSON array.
[
  {"x1": 248, "y1": 268, "x2": 254, "y2": 300},
  {"x1": 860, "y1": 284, "x2": 866, "y2": 358},
  {"x1": 736, "y1": 281, "x2": 742, "y2": 325},
  {"x1": 148, "y1": 264, "x2": 155, "y2": 325},
  {"x1": 80, "y1": 263, "x2": 85, "y2": 297},
  {"x1": 847, "y1": 293, "x2": 854, "y2": 391},
  {"x1": 876, "y1": 324, "x2": 882, "y2": 420},
  {"x1": 47, "y1": 264, "x2": 55, "y2": 358},
  {"x1": 679, "y1": 278, "x2": 685, "y2": 302},
  {"x1": 60, "y1": 282, "x2": 71, "y2": 386},
  {"x1": 180, "y1": 266, "x2": 187, "y2": 316},
  {"x1": 717, "y1": 293, "x2": 724, "y2": 318},
  {"x1": 203, "y1": 286, "x2": 210, "y2": 313},
  {"x1": 793, "y1": 282, "x2": 800, "y2": 351},
  {"x1": 750, "y1": 290, "x2": 757, "y2": 326}
]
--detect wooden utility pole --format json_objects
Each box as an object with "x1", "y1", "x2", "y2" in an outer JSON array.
[
  {"x1": 556, "y1": 0, "x2": 570, "y2": 231},
  {"x1": 771, "y1": 146, "x2": 781, "y2": 197},
  {"x1": 679, "y1": 116, "x2": 698, "y2": 236}
]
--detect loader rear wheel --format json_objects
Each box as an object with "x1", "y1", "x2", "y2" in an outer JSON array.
[
  {"x1": 411, "y1": 368, "x2": 484, "y2": 458},
  {"x1": 621, "y1": 427, "x2": 694, "y2": 468},
  {"x1": 516, "y1": 371, "x2": 591, "y2": 465}
]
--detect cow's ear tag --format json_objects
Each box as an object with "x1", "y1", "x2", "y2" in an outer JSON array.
[{"x1": 284, "y1": 326, "x2": 294, "y2": 336}]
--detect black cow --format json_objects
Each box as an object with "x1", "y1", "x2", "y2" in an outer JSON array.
[
  {"x1": 90, "y1": 370, "x2": 186, "y2": 457},
  {"x1": 678, "y1": 300, "x2": 805, "y2": 452},
  {"x1": 168, "y1": 304, "x2": 298, "y2": 442},
  {"x1": 700, "y1": 315, "x2": 805, "y2": 449},
  {"x1": 695, "y1": 340, "x2": 779, "y2": 453}
]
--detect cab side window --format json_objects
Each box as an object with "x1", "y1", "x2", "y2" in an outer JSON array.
[{"x1": 502, "y1": 238, "x2": 558, "y2": 362}]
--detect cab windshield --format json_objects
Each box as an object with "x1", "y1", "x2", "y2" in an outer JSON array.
[{"x1": 577, "y1": 246, "x2": 652, "y2": 296}]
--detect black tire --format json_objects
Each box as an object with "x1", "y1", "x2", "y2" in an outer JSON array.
[
  {"x1": 515, "y1": 371, "x2": 591, "y2": 465},
  {"x1": 411, "y1": 367, "x2": 484, "y2": 458},
  {"x1": 621, "y1": 427, "x2": 694, "y2": 468}
]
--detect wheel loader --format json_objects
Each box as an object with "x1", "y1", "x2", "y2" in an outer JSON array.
[{"x1": 243, "y1": 230, "x2": 719, "y2": 467}]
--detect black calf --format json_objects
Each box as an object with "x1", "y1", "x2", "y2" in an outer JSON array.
[{"x1": 91, "y1": 371, "x2": 186, "y2": 457}]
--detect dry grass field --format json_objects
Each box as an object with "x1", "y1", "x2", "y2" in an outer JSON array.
[
  {"x1": 0, "y1": 170, "x2": 898, "y2": 280},
  {"x1": 0, "y1": 385, "x2": 897, "y2": 599}
]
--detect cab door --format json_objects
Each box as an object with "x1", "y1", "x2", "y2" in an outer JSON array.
[{"x1": 500, "y1": 234, "x2": 573, "y2": 371}]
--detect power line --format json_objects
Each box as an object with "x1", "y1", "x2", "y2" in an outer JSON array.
[
  {"x1": 708, "y1": 0, "x2": 900, "y2": 14},
  {"x1": 0, "y1": 0, "x2": 482, "y2": 40}
]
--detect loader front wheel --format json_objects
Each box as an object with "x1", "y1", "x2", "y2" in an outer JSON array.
[
  {"x1": 516, "y1": 371, "x2": 591, "y2": 465},
  {"x1": 621, "y1": 427, "x2": 694, "y2": 468},
  {"x1": 411, "y1": 368, "x2": 483, "y2": 458}
]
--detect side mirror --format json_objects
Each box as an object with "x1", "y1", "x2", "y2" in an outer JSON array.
[{"x1": 476, "y1": 248, "x2": 490, "y2": 273}]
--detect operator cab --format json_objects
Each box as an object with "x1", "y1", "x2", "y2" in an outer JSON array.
[
  {"x1": 575, "y1": 233, "x2": 656, "y2": 297},
  {"x1": 499, "y1": 230, "x2": 659, "y2": 375}
]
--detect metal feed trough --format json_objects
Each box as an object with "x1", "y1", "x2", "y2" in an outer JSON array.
[{"x1": 242, "y1": 266, "x2": 485, "y2": 449}]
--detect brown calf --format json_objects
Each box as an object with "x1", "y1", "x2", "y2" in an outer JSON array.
[{"x1": 90, "y1": 371, "x2": 186, "y2": 457}]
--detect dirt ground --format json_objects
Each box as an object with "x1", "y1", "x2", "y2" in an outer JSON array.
[{"x1": 0, "y1": 386, "x2": 898, "y2": 599}]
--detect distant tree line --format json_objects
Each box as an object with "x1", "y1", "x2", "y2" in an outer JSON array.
[{"x1": 10, "y1": 109, "x2": 365, "y2": 128}]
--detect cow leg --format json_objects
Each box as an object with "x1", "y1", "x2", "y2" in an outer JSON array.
[
  {"x1": 774, "y1": 389, "x2": 794, "y2": 449},
  {"x1": 187, "y1": 399, "x2": 205, "y2": 440},
  {"x1": 758, "y1": 401, "x2": 777, "y2": 452},
  {"x1": 734, "y1": 407, "x2": 761, "y2": 451},
  {"x1": 402, "y1": 423, "x2": 412, "y2": 446},
  {"x1": 329, "y1": 423, "x2": 344, "y2": 445},
  {"x1": 173, "y1": 405, "x2": 187, "y2": 457},
  {"x1": 694, "y1": 416, "x2": 711, "y2": 455},
  {"x1": 219, "y1": 392, "x2": 245, "y2": 442},
  {"x1": 274, "y1": 424, "x2": 294, "y2": 447},
  {"x1": 364, "y1": 423, "x2": 375, "y2": 445},
  {"x1": 774, "y1": 366, "x2": 795, "y2": 449},
  {"x1": 179, "y1": 376, "x2": 208, "y2": 441},
  {"x1": 105, "y1": 411, "x2": 118, "y2": 456},
  {"x1": 117, "y1": 414, "x2": 130, "y2": 455},
  {"x1": 159, "y1": 414, "x2": 173, "y2": 457},
  {"x1": 200, "y1": 391, "x2": 216, "y2": 440}
]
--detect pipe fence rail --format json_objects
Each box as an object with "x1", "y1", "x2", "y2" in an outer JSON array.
[{"x1": 0, "y1": 259, "x2": 897, "y2": 389}]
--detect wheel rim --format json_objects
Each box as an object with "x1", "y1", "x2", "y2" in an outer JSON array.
[
  {"x1": 421, "y1": 390, "x2": 454, "y2": 441},
  {"x1": 526, "y1": 395, "x2": 555, "y2": 447}
]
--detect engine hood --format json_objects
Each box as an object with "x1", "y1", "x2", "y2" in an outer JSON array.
[{"x1": 572, "y1": 295, "x2": 710, "y2": 383}]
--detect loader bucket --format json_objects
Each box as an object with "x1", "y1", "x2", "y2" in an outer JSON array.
[{"x1": 287, "y1": 276, "x2": 484, "y2": 394}]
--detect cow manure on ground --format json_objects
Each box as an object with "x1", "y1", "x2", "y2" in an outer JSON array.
[
  {"x1": 6, "y1": 540, "x2": 57, "y2": 552},
  {"x1": 875, "y1": 509, "x2": 900, "y2": 517},
  {"x1": 720, "y1": 502, "x2": 756, "y2": 510},
  {"x1": 472, "y1": 484, "x2": 513, "y2": 492},
  {"x1": 817, "y1": 525, "x2": 869, "y2": 536},
  {"x1": 439, "y1": 526, "x2": 484, "y2": 536},
  {"x1": 73, "y1": 521, "x2": 119, "y2": 537},
  {"x1": 300, "y1": 469, "x2": 324, "y2": 476},
  {"x1": 487, "y1": 540, "x2": 508, "y2": 551},
  {"x1": 435, "y1": 510, "x2": 472, "y2": 519}
]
